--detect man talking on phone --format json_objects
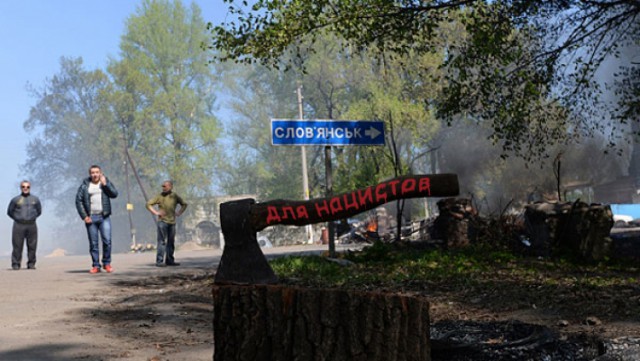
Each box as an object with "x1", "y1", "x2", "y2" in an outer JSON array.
[{"x1": 75, "y1": 165, "x2": 118, "y2": 274}]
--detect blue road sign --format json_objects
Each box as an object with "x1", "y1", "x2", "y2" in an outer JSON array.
[{"x1": 271, "y1": 119, "x2": 385, "y2": 146}]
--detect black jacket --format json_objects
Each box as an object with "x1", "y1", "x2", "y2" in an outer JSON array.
[
  {"x1": 75, "y1": 177, "x2": 118, "y2": 219},
  {"x1": 7, "y1": 194, "x2": 42, "y2": 223}
]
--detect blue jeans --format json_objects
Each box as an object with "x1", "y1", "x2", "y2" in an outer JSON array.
[
  {"x1": 86, "y1": 214, "x2": 112, "y2": 267},
  {"x1": 156, "y1": 221, "x2": 176, "y2": 265}
]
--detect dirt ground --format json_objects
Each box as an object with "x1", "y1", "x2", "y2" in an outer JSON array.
[
  {"x1": 2, "y1": 243, "x2": 637, "y2": 361},
  {"x1": 429, "y1": 289, "x2": 640, "y2": 341},
  {"x1": 0, "y1": 246, "x2": 221, "y2": 361},
  {"x1": 84, "y1": 268, "x2": 216, "y2": 361},
  {"x1": 0, "y1": 244, "x2": 345, "y2": 361},
  {"x1": 425, "y1": 263, "x2": 640, "y2": 343},
  {"x1": 427, "y1": 287, "x2": 640, "y2": 360},
  {"x1": 91, "y1": 248, "x2": 639, "y2": 360}
]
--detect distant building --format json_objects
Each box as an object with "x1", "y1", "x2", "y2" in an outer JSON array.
[{"x1": 179, "y1": 194, "x2": 256, "y2": 248}]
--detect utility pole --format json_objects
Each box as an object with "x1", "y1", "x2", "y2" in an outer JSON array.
[
  {"x1": 120, "y1": 123, "x2": 156, "y2": 226},
  {"x1": 325, "y1": 145, "x2": 335, "y2": 257},
  {"x1": 297, "y1": 85, "x2": 314, "y2": 244},
  {"x1": 124, "y1": 159, "x2": 136, "y2": 249}
]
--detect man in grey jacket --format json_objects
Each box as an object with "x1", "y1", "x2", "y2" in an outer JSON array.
[{"x1": 7, "y1": 180, "x2": 42, "y2": 270}]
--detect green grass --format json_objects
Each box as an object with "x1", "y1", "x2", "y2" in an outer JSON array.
[{"x1": 269, "y1": 242, "x2": 639, "y2": 292}]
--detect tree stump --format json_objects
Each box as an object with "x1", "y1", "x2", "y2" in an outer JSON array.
[
  {"x1": 431, "y1": 198, "x2": 478, "y2": 248},
  {"x1": 213, "y1": 284, "x2": 431, "y2": 361},
  {"x1": 524, "y1": 201, "x2": 613, "y2": 260}
]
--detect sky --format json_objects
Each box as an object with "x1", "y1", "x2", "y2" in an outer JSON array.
[{"x1": 0, "y1": 0, "x2": 230, "y2": 256}]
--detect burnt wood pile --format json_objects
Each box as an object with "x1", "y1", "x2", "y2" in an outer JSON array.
[
  {"x1": 524, "y1": 201, "x2": 614, "y2": 260},
  {"x1": 430, "y1": 198, "x2": 479, "y2": 248}
]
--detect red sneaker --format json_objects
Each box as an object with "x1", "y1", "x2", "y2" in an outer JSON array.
[
  {"x1": 89, "y1": 267, "x2": 100, "y2": 274},
  {"x1": 103, "y1": 265, "x2": 113, "y2": 273}
]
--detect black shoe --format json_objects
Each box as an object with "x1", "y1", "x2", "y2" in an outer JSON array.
[
  {"x1": 11, "y1": 265, "x2": 20, "y2": 270},
  {"x1": 155, "y1": 263, "x2": 166, "y2": 267},
  {"x1": 27, "y1": 266, "x2": 36, "y2": 270},
  {"x1": 166, "y1": 262, "x2": 181, "y2": 266}
]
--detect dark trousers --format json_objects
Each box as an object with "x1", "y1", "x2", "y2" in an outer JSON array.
[
  {"x1": 156, "y1": 221, "x2": 176, "y2": 265},
  {"x1": 12, "y1": 222, "x2": 38, "y2": 268}
]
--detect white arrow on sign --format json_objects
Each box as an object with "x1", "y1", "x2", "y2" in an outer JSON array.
[{"x1": 365, "y1": 126, "x2": 381, "y2": 139}]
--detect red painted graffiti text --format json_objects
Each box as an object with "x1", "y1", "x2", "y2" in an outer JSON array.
[{"x1": 265, "y1": 177, "x2": 431, "y2": 225}]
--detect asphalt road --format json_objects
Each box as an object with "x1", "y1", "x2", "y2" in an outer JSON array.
[{"x1": 0, "y1": 243, "x2": 347, "y2": 361}]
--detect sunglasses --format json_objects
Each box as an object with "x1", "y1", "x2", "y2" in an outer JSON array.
[{"x1": 21, "y1": 186, "x2": 30, "y2": 189}]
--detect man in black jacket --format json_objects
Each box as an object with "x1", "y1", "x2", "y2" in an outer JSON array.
[
  {"x1": 7, "y1": 180, "x2": 42, "y2": 270},
  {"x1": 75, "y1": 165, "x2": 118, "y2": 274}
]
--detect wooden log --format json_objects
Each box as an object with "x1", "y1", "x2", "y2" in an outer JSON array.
[
  {"x1": 213, "y1": 284, "x2": 431, "y2": 361},
  {"x1": 250, "y1": 174, "x2": 459, "y2": 232}
]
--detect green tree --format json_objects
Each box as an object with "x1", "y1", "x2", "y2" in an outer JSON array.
[
  {"x1": 110, "y1": 0, "x2": 222, "y2": 197},
  {"x1": 23, "y1": 57, "x2": 130, "y2": 251},
  {"x1": 344, "y1": 55, "x2": 441, "y2": 176},
  {"x1": 216, "y1": 60, "x2": 312, "y2": 200},
  {"x1": 291, "y1": 34, "x2": 375, "y2": 195},
  {"x1": 207, "y1": 0, "x2": 640, "y2": 160},
  {"x1": 23, "y1": 0, "x2": 225, "y2": 252},
  {"x1": 218, "y1": 32, "x2": 445, "y2": 200},
  {"x1": 24, "y1": 57, "x2": 119, "y2": 206}
]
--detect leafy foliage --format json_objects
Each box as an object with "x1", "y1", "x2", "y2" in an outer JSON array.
[
  {"x1": 110, "y1": 0, "x2": 222, "y2": 197},
  {"x1": 23, "y1": 0, "x2": 223, "y2": 251},
  {"x1": 24, "y1": 57, "x2": 118, "y2": 204},
  {"x1": 25, "y1": 0, "x2": 222, "y2": 202},
  {"x1": 215, "y1": 61, "x2": 310, "y2": 199},
  {"x1": 207, "y1": 0, "x2": 640, "y2": 160},
  {"x1": 216, "y1": 32, "x2": 445, "y2": 201}
]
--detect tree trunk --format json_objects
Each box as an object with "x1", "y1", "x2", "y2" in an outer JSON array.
[
  {"x1": 250, "y1": 174, "x2": 459, "y2": 231},
  {"x1": 213, "y1": 285, "x2": 431, "y2": 361}
]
